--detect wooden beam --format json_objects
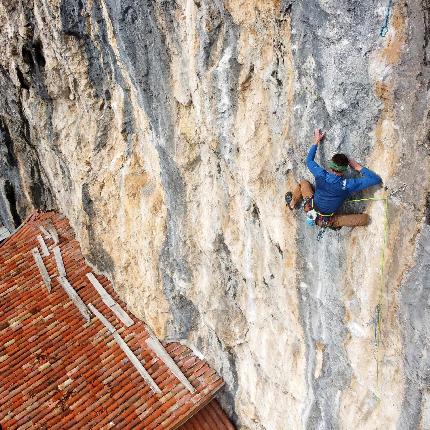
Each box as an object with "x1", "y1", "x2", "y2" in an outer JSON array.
[
  {"x1": 39, "y1": 226, "x2": 52, "y2": 241},
  {"x1": 113, "y1": 332, "x2": 161, "y2": 394},
  {"x1": 88, "y1": 303, "x2": 161, "y2": 394},
  {"x1": 87, "y1": 303, "x2": 116, "y2": 334},
  {"x1": 45, "y1": 222, "x2": 59, "y2": 244},
  {"x1": 86, "y1": 273, "x2": 115, "y2": 306},
  {"x1": 32, "y1": 248, "x2": 51, "y2": 293},
  {"x1": 37, "y1": 235, "x2": 50, "y2": 257},
  {"x1": 86, "y1": 273, "x2": 134, "y2": 327},
  {"x1": 110, "y1": 304, "x2": 134, "y2": 327},
  {"x1": 146, "y1": 337, "x2": 196, "y2": 393},
  {"x1": 39, "y1": 223, "x2": 59, "y2": 244},
  {"x1": 53, "y1": 246, "x2": 66, "y2": 278},
  {"x1": 58, "y1": 277, "x2": 91, "y2": 322}
]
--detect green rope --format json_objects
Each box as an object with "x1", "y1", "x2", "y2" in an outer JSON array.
[
  {"x1": 347, "y1": 197, "x2": 388, "y2": 203},
  {"x1": 346, "y1": 195, "x2": 389, "y2": 386}
]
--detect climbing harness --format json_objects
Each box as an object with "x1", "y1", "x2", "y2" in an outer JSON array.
[
  {"x1": 305, "y1": 199, "x2": 335, "y2": 242},
  {"x1": 380, "y1": 0, "x2": 393, "y2": 37},
  {"x1": 305, "y1": 199, "x2": 335, "y2": 225},
  {"x1": 304, "y1": 198, "x2": 334, "y2": 241}
]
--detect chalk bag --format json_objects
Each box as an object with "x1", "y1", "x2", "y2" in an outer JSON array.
[{"x1": 306, "y1": 209, "x2": 318, "y2": 226}]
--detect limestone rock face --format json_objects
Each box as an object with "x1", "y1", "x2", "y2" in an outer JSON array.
[{"x1": 0, "y1": 0, "x2": 429, "y2": 428}]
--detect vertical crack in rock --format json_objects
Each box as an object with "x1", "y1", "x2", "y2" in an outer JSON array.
[
  {"x1": 215, "y1": 346, "x2": 239, "y2": 424},
  {"x1": 21, "y1": 6, "x2": 50, "y2": 101},
  {"x1": 94, "y1": 90, "x2": 114, "y2": 153},
  {"x1": 0, "y1": 119, "x2": 17, "y2": 167},
  {"x1": 0, "y1": 65, "x2": 55, "y2": 229},
  {"x1": 90, "y1": 0, "x2": 137, "y2": 153},
  {"x1": 423, "y1": 0, "x2": 430, "y2": 66},
  {"x1": 3, "y1": 180, "x2": 21, "y2": 228},
  {"x1": 425, "y1": 193, "x2": 430, "y2": 226},
  {"x1": 61, "y1": 0, "x2": 131, "y2": 152},
  {"x1": 61, "y1": 0, "x2": 110, "y2": 98}
]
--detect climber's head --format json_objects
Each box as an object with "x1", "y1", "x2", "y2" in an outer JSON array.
[{"x1": 329, "y1": 153, "x2": 349, "y2": 175}]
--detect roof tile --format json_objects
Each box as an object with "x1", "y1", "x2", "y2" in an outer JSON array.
[{"x1": 0, "y1": 212, "x2": 226, "y2": 429}]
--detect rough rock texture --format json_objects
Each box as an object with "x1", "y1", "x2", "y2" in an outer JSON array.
[{"x1": 0, "y1": 1, "x2": 429, "y2": 428}]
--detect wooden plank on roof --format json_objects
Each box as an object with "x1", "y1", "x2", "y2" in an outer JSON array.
[
  {"x1": 88, "y1": 302, "x2": 161, "y2": 394},
  {"x1": 37, "y1": 235, "x2": 50, "y2": 257},
  {"x1": 58, "y1": 277, "x2": 91, "y2": 322},
  {"x1": 110, "y1": 303, "x2": 134, "y2": 327},
  {"x1": 146, "y1": 337, "x2": 196, "y2": 393},
  {"x1": 32, "y1": 248, "x2": 52, "y2": 293},
  {"x1": 46, "y1": 222, "x2": 59, "y2": 244},
  {"x1": 113, "y1": 332, "x2": 161, "y2": 394},
  {"x1": 86, "y1": 272, "x2": 134, "y2": 327},
  {"x1": 87, "y1": 303, "x2": 116, "y2": 334},
  {"x1": 86, "y1": 273, "x2": 115, "y2": 307},
  {"x1": 53, "y1": 246, "x2": 66, "y2": 278},
  {"x1": 0, "y1": 226, "x2": 10, "y2": 242},
  {"x1": 39, "y1": 225, "x2": 52, "y2": 241}
]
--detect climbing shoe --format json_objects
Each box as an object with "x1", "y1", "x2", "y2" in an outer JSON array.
[{"x1": 285, "y1": 192, "x2": 294, "y2": 210}]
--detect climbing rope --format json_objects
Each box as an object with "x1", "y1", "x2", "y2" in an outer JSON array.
[
  {"x1": 346, "y1": 196, "x2": 389, "y2": 386},
  {"x1": 380, "y1": 0, "x2": 394, "y2": 37}
]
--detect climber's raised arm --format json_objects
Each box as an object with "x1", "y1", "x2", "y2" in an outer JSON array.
[
  {"x1": 346, "y1": 159, "x2": 382, "y2": 193},
  {"x1": 306, "y1": 129, "x2": 325, "y2": 178}
]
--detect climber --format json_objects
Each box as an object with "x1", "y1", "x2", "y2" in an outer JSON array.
[{"x1": 285, "y1": 129, "x2": 382, "y2": 228}]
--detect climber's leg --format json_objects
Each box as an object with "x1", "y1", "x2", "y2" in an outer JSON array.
[
  {"x1": 331, "y1": 213, "x2": 370, "y2": 227},
  {"x1": 300, "y1": 180, "x2": 314, "y2": 200},
  {"x1": 290, "y1": 184, "x2": 302, "y2": 208},
  {"x1": 290, "y1": 180, "x2": 313, "y2": 207}
]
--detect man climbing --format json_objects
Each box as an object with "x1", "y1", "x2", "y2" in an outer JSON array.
[{"x1": 285, "y1": 129, "x2": 382, "y2": 228}]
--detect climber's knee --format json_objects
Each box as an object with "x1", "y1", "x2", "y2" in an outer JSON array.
[
  {"x1": 300, "y1": 180, "x2": 314, "y2": 200},
  {"x1": 332, "y1": 213, "x2": 370, "y2": 228}
]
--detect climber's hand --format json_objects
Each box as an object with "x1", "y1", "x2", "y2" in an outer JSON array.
[
  {"x1": 349, "y1": 159, "x2": 363, "y2": 171},
  {"x1": 314, "y1": 128, "x2": 325, "y2": 145}
]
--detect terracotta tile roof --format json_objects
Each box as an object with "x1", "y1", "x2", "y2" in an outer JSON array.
[
  {"x1": 179, "y1": 400, "x2": 236, "y2": 430},
  {"x1": 0, "y1": 212, "x2": 225, "y2": 430}
]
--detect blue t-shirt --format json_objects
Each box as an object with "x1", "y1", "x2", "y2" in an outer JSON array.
[{"x1": 306, "y1": 145, "x2": 382, "y2": 214}]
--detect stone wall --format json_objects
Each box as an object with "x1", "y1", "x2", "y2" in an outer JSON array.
[{"x1": 0, "y1": 1, "x2": 429, "y2": 428}]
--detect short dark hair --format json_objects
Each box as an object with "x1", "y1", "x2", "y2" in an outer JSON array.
[{"x1": 331, "y1": 153, "x2": 349, "y2": 167}]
